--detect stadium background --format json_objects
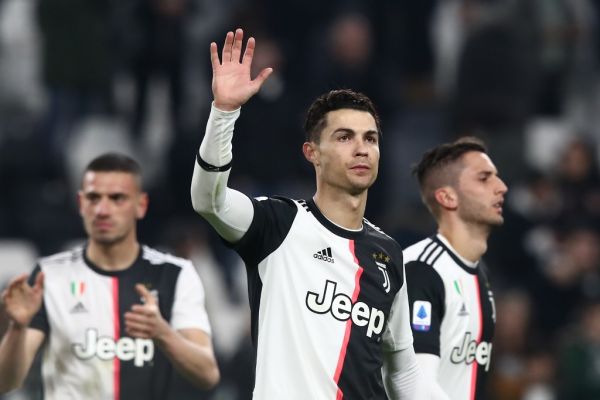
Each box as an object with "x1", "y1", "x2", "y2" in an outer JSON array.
[{"x1": 1, "y1": 0, "x2": 600, "y2": 398}]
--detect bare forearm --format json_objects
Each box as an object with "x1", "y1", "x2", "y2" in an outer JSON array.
[
  {"x1": 155, "y1": 329, "x2": 219, "y2": 389},
  {"x1": 0, "y1": 324, "x2": 33, "y2": 393}
]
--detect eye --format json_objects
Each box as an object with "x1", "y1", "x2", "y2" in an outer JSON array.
[
  {"x1": 110, "y1": 194, "x2": 127, "y2": 203},
  {"x1": 366, "y1": 135, "x2": 378, "y2": 144},
  {"x1": 86, "y1": 193, "x2": 100, "y2": 203},
  {"x1": 338, "y1": 134, "x2": 350, "y2": 142}
]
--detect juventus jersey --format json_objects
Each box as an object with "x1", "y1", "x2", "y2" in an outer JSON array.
[
  {"x1": 403, "y1": 235, "x2": 495, "y2": 400},
  {"x1": 28, "y1": 244, "x2": 211, "y2": 400},
  {"x1": 229, "y1": 196, "x2": 413, "y2": 400}
]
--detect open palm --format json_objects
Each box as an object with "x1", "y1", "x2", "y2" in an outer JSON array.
[
  {"x1": 210, "y1": 29, "x2": 273, "y2": 111},
  {"x1": 1, "y1": 272, "x2": 44, "y2": 328}
]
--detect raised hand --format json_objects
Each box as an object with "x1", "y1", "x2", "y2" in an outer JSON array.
[
  {"x1": 1, "y1": 272, "x2": 44, "y2": 328},
  {"x1": 124, "y1": 284, "x2": 170, "y2": 340},
  {"x1": 210, "y1": 28, "x2": 273, "y2": 111}
]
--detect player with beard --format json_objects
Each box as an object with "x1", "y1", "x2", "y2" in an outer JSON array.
[
  {"x1": 403, "y1": 137, "x2": 507, "y2": 399},
  {"x1": 0, "y1": 153, "x2": 219, "y2": 399}
]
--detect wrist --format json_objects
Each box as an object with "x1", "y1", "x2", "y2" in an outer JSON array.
[
  {"x1": 212, "y1": 101, "x2": 241, "y2": 113},
  {"x1": 8, "y1": 320, "x2": 29, "y2": 331}
]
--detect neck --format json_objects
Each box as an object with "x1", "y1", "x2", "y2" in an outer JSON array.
[
  {"x1": 437, "y1": 218, "x2": 490, "y2": 263},
  {"x1": 87, "y1": 236, "x2": 140, "y2": 271},
  {"x1": 313, "y1": 188, "x2": 367, "y2": 230}
]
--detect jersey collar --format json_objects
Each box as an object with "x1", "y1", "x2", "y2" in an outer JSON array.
[{"x1": 307, "y1": 198, "x2": 366, "y2": 240}]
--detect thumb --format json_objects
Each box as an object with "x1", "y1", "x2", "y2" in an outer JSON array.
[
  {"x1": 34, "y1": 272, "x2": 45, "y2": 292},
  {"x1": 135, "y1": 284, "x2": 156, "y2": 306},
  {"x1": 252, "y1": 67, "x2": 273, "y2": 90}
]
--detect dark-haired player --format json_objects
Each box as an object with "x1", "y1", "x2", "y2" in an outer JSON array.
[
  {"x1": 0, "y1": 153, "x2": 219, "y2": 399},
  {"x1": 191, "y1": 28, "x2": 422, "y2": 399},
  {"x1": 404, "y1": 137, "x2": 507, "y2": 399}
]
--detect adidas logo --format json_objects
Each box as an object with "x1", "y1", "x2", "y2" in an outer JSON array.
[
  {"x1": 314, "y1": 247, "x2": 334, "y2": 263},
  {"x1": 70, "y1": 301, "x2": 88, "y2": 314},
  {"x1": 458, "y1": 303, "x2": 469, "y2": 316}
]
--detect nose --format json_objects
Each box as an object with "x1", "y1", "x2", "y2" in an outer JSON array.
[
  {"x1": 355, "y1": 138, "x2": 370, "y2": 157},
  {"x1": 496, "y1": 178, "x2": 508, "y2": 195},
  {"x1": 95, "y1": 198, "x2": 111, "y2": 216}
]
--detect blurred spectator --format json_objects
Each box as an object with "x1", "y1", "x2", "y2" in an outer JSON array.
[
  {"x1": 557, "y1": 300, "x2": 600, "y2": 399},
  {"x1": 36, "y1": 0, "x2": 113, "y2": 163},
  {"x1": 555, "y1": 137, "x2": 600, "y2": 223}
]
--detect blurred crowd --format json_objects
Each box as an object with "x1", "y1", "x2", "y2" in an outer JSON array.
[{"x1": 2, "y1": 0, "x2": 600, "y2": 399}]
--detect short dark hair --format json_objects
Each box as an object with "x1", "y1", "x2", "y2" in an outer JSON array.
[
  {"x1": 83, "y1": 153, "x2": 142, "y2": 186},
  {"x1": 413, "y1": 137, "x2": 487, "y2": 216},
  {"x1": 304, "y1": 89, "x2": 381, "y2": 143}
]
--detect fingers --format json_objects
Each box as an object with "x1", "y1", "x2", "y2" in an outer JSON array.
[
  {"x1": 209, "y1": 42, "x2": 219, "y2": 69},
  {"x1": 221, "y1": 31, "x2": 234, "y2": 63},
  {"x1": 134, "y1": 283, "x2": 157, "y2": 306},
  {"x1": 241, "y1": 36, "x2": 256, "y2": 67},
  {"x1": 124, "y1": 313, "x2": 152, "y2": 338},
  {"x1": 231, "y1": 28, "x2": 244, "y2": 63},
  {"x1": 9, "y1": 273, "x2": 29, "y2": 287}
]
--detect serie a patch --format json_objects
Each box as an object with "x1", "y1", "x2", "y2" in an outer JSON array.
[{"x1": 412, "y1": 300, "x2": 432, "y2": 332}]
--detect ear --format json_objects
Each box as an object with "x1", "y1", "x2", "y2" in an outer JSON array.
[
  {"x1": 136, "y1": 192, "x2": 149, "y2": 220},
  {"x1": 77, "y1": 191, "x2": 84, "y2": 217},
  {"x1": 434, "y1": 186, "x2": 458, "y2": 211},
  {"x1": 302, "y1": 142, "x2": 320, "y2": 166}
]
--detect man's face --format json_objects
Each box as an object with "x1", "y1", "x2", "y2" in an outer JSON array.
[
  {"x1": 455, "y1": 151, "x2": 508, "y2": 227},
  {"x1": 307, "y1": 109, "x2": 380, "y2": 195},
  {"x1": 78, "y1": 171, "x2": 147, "y2": 246}
]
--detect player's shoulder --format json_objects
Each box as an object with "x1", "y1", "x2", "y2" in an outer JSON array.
[
  {"x1": 403, "y1": 236, "x2": 443, "y2": 266},
  {"x1": 363, "y1": 218, "x2": 396, "y2": 242},
  {"x1": 38, "y1": 246, "x2": 84, "y2": 269},
  {"x1": 141, "y1": 245, "x2": 194, "y2": 271}
]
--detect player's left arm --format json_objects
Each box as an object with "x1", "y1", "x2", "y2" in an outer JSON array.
[{"x1": 124, "y1": 283, "x2": 219, "y2": 389}]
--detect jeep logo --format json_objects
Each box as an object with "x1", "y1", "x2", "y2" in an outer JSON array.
[
  {"x1": 73, "y1": 329, "x2": 154, "y2": 367},
  {"x1": 306, "y1": 280, "x2": 385, "y2": 338},
  {"x1": 450, "y1": 332, "x2": 493, "y2": 371}
]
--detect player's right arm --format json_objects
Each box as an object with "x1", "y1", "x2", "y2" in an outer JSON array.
[
  {"x1": 415, "y1": 353, "x2": 451, "y2": 400},
  {"x1": 0, "y1": 272, "x2": 45, "y2": 393},
  {"x1": 404, "y1": 260, "x2": 449, "y2": 399},
  {"x1": 190, "y1": 28, "x2": 272, "y2": 243}
]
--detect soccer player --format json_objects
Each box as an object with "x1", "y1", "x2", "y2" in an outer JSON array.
[
  {"x1": 404, "y1": 137, "x2": 507, "y2": 399},
  {"x1": 190, "y1": 29, "x2": 422, "y2": 399},
  {"x1": 0, "y1": 153, "x2": 219, "y2": 399}
]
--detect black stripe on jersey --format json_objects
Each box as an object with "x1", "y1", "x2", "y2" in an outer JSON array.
[
  {"x1": 428, "y1": 247, "x2": 446, "y2": 266},
  {"x1": 474, "y1": 263, "x2": 496, "y2": 399},
  {"x1": 113, "y1": 252, "x2": 182, "y2": 400},
  {"x1": 418, "y1": 240, "x2": 438, "y2": 262},
  {"x1": 83, "y1": 246, "x2": 183, "y2": 400},
  {"x1": 336, "y1": 236, "x2": 405, "y2": 399},
  {"x1": 405, "y1": 260, "x2": 446, "y2": 356}
]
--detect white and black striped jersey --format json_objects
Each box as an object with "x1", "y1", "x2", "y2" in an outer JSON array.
[
  {"x1": 228, "y1": 196, "x2": 413, "y2": 400},
  {"x1": 403, "y1": 235, "x2": 495, "y2": 400},
  {"x1": 27, "y1": 244, "x2": 211, "y2": 400}
]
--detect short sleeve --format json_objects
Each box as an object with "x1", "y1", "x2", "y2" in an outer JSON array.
[
  {"x1": 230, "y1": 196, "x2": 297, "y2": 267},
  {"x1": 382, "y1": 264, "x2": 414, "y2": 352},
  {"x1": 405, "y1": 260, "x2": 446, "y2": 355},
  {"x1": 170, "y1": 261, "x2": 212, "y2": 334}
]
